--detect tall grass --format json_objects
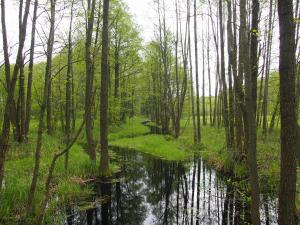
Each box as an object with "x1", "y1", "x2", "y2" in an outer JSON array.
[{"x1": 0, "y1": 121, "x2": 119, "y2": 224}]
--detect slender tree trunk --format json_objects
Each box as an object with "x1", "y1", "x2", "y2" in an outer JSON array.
[
  {"x1": 17, "y1": 0, "x2": 26, "y2": 142},
  {"x1": 18, "y1": 58, "x2": 26, "y2": 142},
  {"x1": 0, "y1": 0, "x2": 31, "y2": 188},
  {"x1": 100, "y1": 0, "x2": 110, "y2": 177},
  {"x1": 46, "y1": 80, "x2": 52, "y2": 134},
  {"x1": 187, "y1": 0, "x2": 196, "y2": 143},
  {"x1": 114, "y1": 39, "x2": 120, "y2": 99},
  {"x1": 243, "y1": 0, "x2": 261, "y2": 223},
  {"x1": 262, "y1": 0, "x2": 273, "y2": 135},
  {"x1": 269, "y1": 94, "x2": 279, "y2": 133},
  {"x1": 207, "y1": 23, "x2": 212, "y2": 126},
  {"x1": 219, "y1": 0, "x2": 231, "y2": 148},
  {"x1": 213, "y1": 79, "x2": 219, "y2": 126},
  {"x1": 226, "y1": 0, "x2": 236, "y2": 150},
  {"x1": 194, "y1": 0, "x2": 201, "y2": 143},
  {"x1": 27, "y1": 0, "x2": 56, "y2": 212},
  {"x1": 174, "y1": 0, "x2": 180, "y2": 138},
  {"x1": 65, "y1": 0, "x2": 74, "y2": 170},
  {"x1": 278, "y1": 0, "x2": 297, "y2": 223},
  {"x1": 202, "y1": 24, "x2": 206, "y2": 126},
  {"x1": 25, "y1": 0, "x2": 38, "y2": 138},
  {"x1": 85, "y1": 0, "x2": 96, "y2": 161}
]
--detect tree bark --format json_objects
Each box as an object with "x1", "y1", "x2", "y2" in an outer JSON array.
[
  {"x1": 100, "y1": 0, "x2": 110, "y2": 177},
  {"x1": 278, "y1": 0, "x2": 298, "y2": 223},
  {"x1": 85, "y1": 0, "x2": 97, "y2": 161},
  {"x1": 241, "y1": 0, "x2": 261, "y2": 223},
  {"x1": 194, "y1": 0, "x2": 201, "y2": 143},
  {"x1": 219, "y1": 0, "x2": 231, "y2": 148},
  {"x1": 202, "y1": 25, "x2": 206, "y2": 126},
  {"x1": 226, "y1": 0, "x2": 236, "y2": 150},
  {"x1": 25, "y1": 0, "x2": 38, "y2": 138},
  {"x1": 187, "y1": 0, "x2": 196, "y2": 143},
  {"x1": 65, "y1": 0, "x2": 74, "y2": 170}
]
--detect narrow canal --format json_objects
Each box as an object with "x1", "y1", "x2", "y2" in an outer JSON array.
[{"x1": 64, "y1": 147, "x2": 277, "y2": 225}]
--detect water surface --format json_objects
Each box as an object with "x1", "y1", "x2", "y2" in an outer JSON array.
[{"x1": 64, "y1": 148, "x2": 277, "y2": 225}]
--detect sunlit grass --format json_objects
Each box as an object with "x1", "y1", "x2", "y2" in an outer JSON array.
[
  {"x1": 108, "y1": 116, "x2": 150, "y2": 141},
  {"x1": 111, "y1": 134, "x2": 191, "y2": 161}
]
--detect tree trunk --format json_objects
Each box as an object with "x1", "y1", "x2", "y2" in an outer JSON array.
[
  {"x1": 219, "y1": 0, "x2": 231, "y2": 148},
  {"x1": 207, "y1": 24, "x2": 212, "y2": 126},
  {"x1": 226, "y1": 0, "x2": 237, "y2": 150},
  {"x1": 194, "y1": 0, "x2": 201, "y2": 143},
  {"x1": 262, "y1": 0, "x2": 274, "y2": 135},
  {"x1": 27, "y1": 0, "x2": 56, "y2": 212},
  {"x1": 0, "y1": 0, "x2": 31, "y2": 188},
  {"x1": 243, "y1": 0, "x2": 261, "y2": 223},
  {"x1": 174, "y1": 0, "x2": 180, "y2": 138},
  {"x1": 65, "y1": 0, "x2": 74, "y2": 170},
  {"x1": 278, "y1": 0, "x2": 297, "y2": 223},
  {"x1": 269, "y1": 94, "x2": 279, "y2": 133},
  {"x1": 100, "y1": 0, "x2": 110, "y2": 177},
  {"x1": 187, "y1": 0, "x2": 196, "y2": 143},
  {"x1": 25, "y1": 0, "x2": 38, "y2": 138},
  {"x1": 46, "y1": 81, "x2": 52, "y2": 134},
  {"x1": 202, "y1": 25, "x2": 206, "y2": 126},
  {"x1": 85, "y1": 0, "x2": 96, "y2": 161}
]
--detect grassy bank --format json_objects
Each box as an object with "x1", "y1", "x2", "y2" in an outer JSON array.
[
  {"x1": 111, "y1": 134, "x2": 191, "y2": 161},
  {"x1": 108, "y1": 117, "x2": 150, "y2": 141},
  {"x1": 0, "y1": 116, "x2": 177, "y2": 224},
  {"x1": 0, "y1": 117, "x2": 149, "y2": 224}
]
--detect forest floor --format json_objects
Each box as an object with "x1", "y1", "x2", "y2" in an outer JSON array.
[{"x1": 0, "y1": 116, "x2": 299, "y2": 224}]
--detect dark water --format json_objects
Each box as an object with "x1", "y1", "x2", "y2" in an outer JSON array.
[{"x1": 63, "y1": 148, "x2": 277, "y2": 225}]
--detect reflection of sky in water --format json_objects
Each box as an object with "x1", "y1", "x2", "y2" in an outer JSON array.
[{"x1": 64, "y1": 148, "x2": 277, "y2": 225}]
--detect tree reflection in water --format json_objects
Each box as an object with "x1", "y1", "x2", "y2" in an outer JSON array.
[{"x1": 64, "y1": 148, "x2": 277, "y2": 225}]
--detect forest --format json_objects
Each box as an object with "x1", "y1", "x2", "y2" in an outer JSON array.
[{"x1": 0, "y1": 0, "x2": 299, "y2": 224}]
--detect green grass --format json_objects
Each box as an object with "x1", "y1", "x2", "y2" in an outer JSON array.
[
  {"x1": 0, "y1": 117, "x2": 148, "y2": 224},
  {"x1": 111, "y1": 134, "x2": 191, "y2": 161},
  {"x1": 1, "y1": 115, "x2": 299, "y2": 223},
  {"x1": 0, "y1": 126, "x2": 118, "y2": 225},
  {"x1": 108, "y1": 116, "x2": 150, "y2": 141}
]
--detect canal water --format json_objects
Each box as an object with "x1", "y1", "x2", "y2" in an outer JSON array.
[{"x1": 64, "y1": 148, "x2": 277, "y2": 225}]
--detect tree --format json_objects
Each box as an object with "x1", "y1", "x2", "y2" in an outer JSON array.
[
  {"x1": 0, "y1": 0, "x2": 31, "y2": 188},
  {"x1": 25, "y1": 0, "x2": 39, "y2": 138},
  {"x1": 85, "y1": 0, "x2": 97, "y2": 161},
  {"x1": 27, "y1": 0, "x2": 57, "y2": 212},
  {"x1": 187, "y1": 0, "x2": 196, "y2": 143},
  {"x1": 65, "y1": 0, "x2": 75, "y2": 170},
  {"x1": 194, "y1": 0, "x2": 201, "y2": 143},
  {"x1": 100, "y1": 0, "x2": 110, "y2": 176},
  {"x1": 278, "y1": 0, "x2": 298, "y2": 223},
  {"x1": 218, "y1": 0, "x2": 231, "y2": 148}
]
